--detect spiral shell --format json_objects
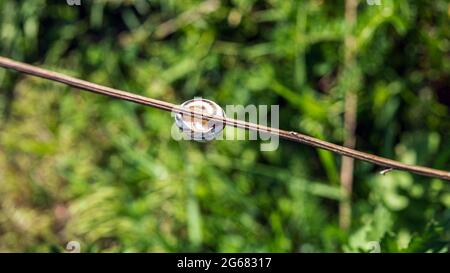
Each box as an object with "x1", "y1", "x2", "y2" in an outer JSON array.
[{"x1": 175, "y1": 98, "x2": 225, "y2": 142}]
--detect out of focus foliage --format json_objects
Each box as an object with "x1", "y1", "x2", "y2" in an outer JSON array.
[{"x1": 0, "y1": 0, "x2": 449, "y2": 252}]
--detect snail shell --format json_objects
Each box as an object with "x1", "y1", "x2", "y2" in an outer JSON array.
[{"x1": 175, "y1": 98, "x2": 225, "y2": 142}]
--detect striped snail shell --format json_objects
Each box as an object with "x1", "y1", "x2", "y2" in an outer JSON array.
[{"x1": 175, "y1": 98, "x2": 225, "y2": 142}]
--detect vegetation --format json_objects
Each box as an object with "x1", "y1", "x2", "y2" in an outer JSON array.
[{"x1": 0, "y1": 0, "x2": 449, "y2": 252}]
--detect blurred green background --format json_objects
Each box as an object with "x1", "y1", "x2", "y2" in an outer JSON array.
[{"x1": 0, "y1": 0, "x2": 449, "y2": 252}]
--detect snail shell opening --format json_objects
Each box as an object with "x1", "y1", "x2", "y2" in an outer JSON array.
[{"x1": 175, "y1": 98, "x2": 226, "y2": 142}]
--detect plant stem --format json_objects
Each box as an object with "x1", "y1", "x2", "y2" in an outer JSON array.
[{"x1": 339, "y1": 0, "x2": 359, "y2": 231}]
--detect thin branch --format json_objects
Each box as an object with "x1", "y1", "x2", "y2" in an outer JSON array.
[
  {"x1": 339, "y1": 0, "x2": 359, "y2": 230},
  {"x1": 0, "y1": 56, "x2": 449, "y2": 181}
]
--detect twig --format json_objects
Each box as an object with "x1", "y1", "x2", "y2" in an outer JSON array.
[
  {"x1": 0, "y1": 56, "x2": 449, "y2": 181},
  {"x1": 339, "y1": 0, "x2": 359, "y2": 230}
]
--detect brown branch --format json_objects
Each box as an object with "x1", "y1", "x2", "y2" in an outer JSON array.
[
  {"x1": 0, "y1": 56, "x2": 449, "y2": 181},
  {"x1": 339, "y1": 0, "x2": 359, "y2": 230}
]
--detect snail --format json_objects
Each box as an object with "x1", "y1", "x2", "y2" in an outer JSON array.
[{"x1": 175, "y1": 98, "x2": 226, "y2": 142}]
